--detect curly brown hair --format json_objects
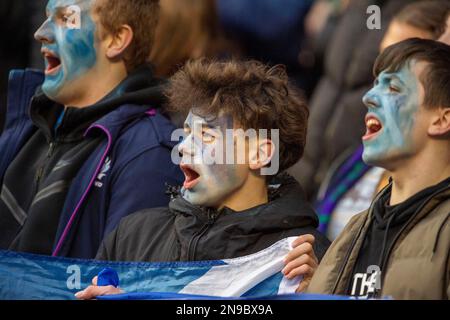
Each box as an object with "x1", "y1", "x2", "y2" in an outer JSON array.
[
  {"x1": 166, "y1": 59, "x2": 309, "y2": 173},
  {"x1": 94, "y1": 0, "x2": 160, "y2": 72}
]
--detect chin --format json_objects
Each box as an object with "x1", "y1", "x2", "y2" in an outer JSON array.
[
  {"x1": 42, "y1": 83, "x2": 63, "y2": 102},
  {"x1": 44, "y1": 88, "x2": 71, "y2": 105},
  {"x1": 362, "y1": 155, "x2": 384, "y2": 167}
]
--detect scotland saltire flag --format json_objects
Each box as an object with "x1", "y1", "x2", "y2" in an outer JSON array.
[{"x1": 0, "y1": 237, "x2": 324, "y2": 300}]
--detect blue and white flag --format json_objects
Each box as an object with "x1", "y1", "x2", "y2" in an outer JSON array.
[{"x1": 0, "y1": 237, "x2": 310, "y2": 300}]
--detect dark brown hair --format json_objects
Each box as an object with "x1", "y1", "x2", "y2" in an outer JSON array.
[
  {"x1": 94, "y1": 0, "x2": 160, "y2": 72},
  {"x1": 166, "y1": 59, "x2": 309, "y2": 173},
  {"x1": 395, "y1": 0, "x2": 450, "y2": 39},
  {"x1": 374, "y1": 38, "x2": 450, "y2": 109}
]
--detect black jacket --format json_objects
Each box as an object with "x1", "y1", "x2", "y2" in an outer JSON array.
[{"x1": 96, "y1": 175, "x2": 331, "y2": 262}]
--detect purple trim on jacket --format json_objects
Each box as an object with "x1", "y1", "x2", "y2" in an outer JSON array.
[
  {"x1": 52, "y1": 124, "x2": 113, "y2": 256},
  {"x1": 1, "y1": 70, "x2": 184, "y2": 259}
]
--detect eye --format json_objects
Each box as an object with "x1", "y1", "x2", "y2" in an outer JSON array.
[
  {"x1": 202, "y1": 130, "x2": 216, "y2": 143},
  {"x1": 389, "y1": 85, "x2": 400, "y2": 93}
]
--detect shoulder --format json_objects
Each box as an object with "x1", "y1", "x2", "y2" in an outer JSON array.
[
  {"x1": 117, "y1": 112, "x2": 177, "y2": 150},
  {"x1": 119, "y1": 206, "x2": 174, "y2": 230},
  {"x1": 318, "y1": 209, "x2": 368, "y2": 266},
  {"x1": 110, "y1": 111, "x2": 179, "y2": 169}
]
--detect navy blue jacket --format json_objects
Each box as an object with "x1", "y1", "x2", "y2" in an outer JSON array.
[{"x1": 0, "y1": 69, "x2": 184, "y2": 259}]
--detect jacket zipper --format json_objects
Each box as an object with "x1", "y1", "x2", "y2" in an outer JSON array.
[
  {"x1": 375, "y1": 184, "x2": 450, "y2": 298},
  {"x1": 186, "y1": 209, "x2": 217, "y2": 261},
  {"x1": 52, "y1": 124, "x2": 112, "y2": 256},
  {"x1": 34, "y1": 141, "x2": 57, "y2": 191}
]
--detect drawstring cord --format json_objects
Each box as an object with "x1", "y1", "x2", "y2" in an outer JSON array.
[{"x1": 376, "y1": 212, "x2": 396, "y2": 283}]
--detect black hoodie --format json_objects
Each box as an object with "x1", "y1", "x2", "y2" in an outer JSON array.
[
  {"x1": 96, "y1": 175, "x2": 331, "y2": 262},
  {"x1": 346, "y1": 176, "x2": 450, "y2": 297}
]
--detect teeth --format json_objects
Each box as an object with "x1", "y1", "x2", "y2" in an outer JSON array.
[{"x1": 367, "y1": 118, "x2": 380, "y2": 127}]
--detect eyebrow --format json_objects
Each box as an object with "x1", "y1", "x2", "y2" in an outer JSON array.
[
  {"x1": 385, "y1": 74, "x2": 406, "y2": 86},
  {"x1": 201, "y1": 122, "x2": 217, "y2": 130}
]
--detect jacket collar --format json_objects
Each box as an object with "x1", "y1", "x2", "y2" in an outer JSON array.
[
  {"x1": 22, "y1": 65, "x2": 166, "y2": 142},
  {"x1": 168, "y1": 174, "x2": 319, "y2": 230}
]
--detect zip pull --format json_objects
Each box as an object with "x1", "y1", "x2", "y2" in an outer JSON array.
[
  {"x1": 47, "y1": 142, "x2": 55, "y2": 158},
  {"x1": 207, "y1": 209, "x2": 217, "y2": 224},
  {"x1": 35, "y1": 167, "x2": 44, "y2": 184}
]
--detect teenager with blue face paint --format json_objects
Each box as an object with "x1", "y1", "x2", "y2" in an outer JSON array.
[
  {"x1": 0, "y1": 0, "x2": 185, "y2": 259},
  {"x1": 307, "y1": 38, "x2": 450, "y2": 300},
  {"x1": 314, "y1": 0, "x2": 450, "y2": 242},
  {"x1": 75, "y1": 60, "x2": 331, "y2": 300}
]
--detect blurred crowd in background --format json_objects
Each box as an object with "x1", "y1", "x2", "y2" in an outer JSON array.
[{"x1": 1, "y1": 0, "x2": 449, "y2": 240}]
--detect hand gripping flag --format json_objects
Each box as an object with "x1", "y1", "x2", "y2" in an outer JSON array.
[{"x1": 0, "y1": 237, "x2": 312, "y2": 300}]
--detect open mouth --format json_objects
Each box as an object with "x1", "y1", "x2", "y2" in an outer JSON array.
[
  {"x1": 180, "y1": 164, "x2": 200, "y2": 190},
  {"x1": 43, "y1": 50, "x2": 62, "y2": 75},
  {"x1": 363, "y1": 115, "x2": 383, "y2": 141}
]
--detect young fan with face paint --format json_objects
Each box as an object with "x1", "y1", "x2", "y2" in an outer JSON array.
[
  {"x1": 307, "y1": 38, "x2": 450, "y2": 300},
  {"x1": 315, "y1": 0, "x2": 450, "y2": 242},
  {"x1": 0, "y1": 0, "x2": 183, "y2": 259},
  {"x1": 75, "y1": 60, "x2": 331, "y2": 299}
]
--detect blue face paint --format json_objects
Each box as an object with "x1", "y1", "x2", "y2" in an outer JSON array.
[
  {"x1": 36, "y1": 0, "x2": 97, "y2": 100},
  {"x1": 362, "y1": 62, "x2": 421, "y2": 166},
  {"x1": 178, "y1": 112, "x2": 247, "y2": 208}
]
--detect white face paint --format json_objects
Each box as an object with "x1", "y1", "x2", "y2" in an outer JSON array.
[{"x1": 178, "y1": 112, "x2": 248, "y2": 208}]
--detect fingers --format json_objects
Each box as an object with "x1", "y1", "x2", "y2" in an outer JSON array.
[
  {"x1": 282, "y1": 252, "x2": 317, "y2": 277},
  {"x1": 282, "y1": 255, "x2": 317, "y2": 280},
  {"x1": 287, "y1": 263, "x2": 315, "y2": 280},
  {"x1": 75, "y1": 285, "x2": 123, "y2": 300},
  {"x1": 92, "y1": 276, "x2": 98, "y2": 286},
  {"x1": 284, "y1": 241, "x2": 315, "y2": 264},
  {"x1": 292, "y1": 234, "x2": 315, "y2": 248}
]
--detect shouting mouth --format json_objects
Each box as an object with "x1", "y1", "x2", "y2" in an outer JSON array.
[
  {"x1": 363, "y1": 115, "x2": 383, "y2": 141},
  {"x1": 180, "y1": 164, "x2": 200, "y2": 190},
  {"x1": 42, "y1": 50, "x2": 62, "y2": 75}
]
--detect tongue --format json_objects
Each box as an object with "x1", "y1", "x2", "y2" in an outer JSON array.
[
  {"x1": 185, "y1": 168, "x2": 199, "y2": 182},
  {"x1": 47, "y1": 56, "x2": 61, "y2": 70},
  {"x1": 370, "y1": 124, "x2": 382, "y2": 134}
]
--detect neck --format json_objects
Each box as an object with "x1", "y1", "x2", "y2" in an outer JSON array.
[
  {"x1": 389, "y1": 144, "x2": 450, "y2": 205},
  {"x1": 65, "y1": 63, "x2": 127, "y2": 108},
  {"x1": 218, "y1": 174, "x2": 268, "y2": 212}
]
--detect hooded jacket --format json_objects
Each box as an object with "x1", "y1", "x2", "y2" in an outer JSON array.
[
  {"x1": 96, "y1": 175, "x2": 331, "y2": 263},
  {"x1": 0, "y1": 67, "x2": 183, "y2": 259},
  {"x1": 307, "y1": 180, "x2": 450, "y2": 300}
]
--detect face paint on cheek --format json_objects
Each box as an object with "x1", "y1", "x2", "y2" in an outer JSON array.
[
  {"x1": 181, "y1": 112, "x2": 244, "y2": 207},
  {"x1": 182, "y1": 164, "x2": 242, "y2": 207},
  {"x1": 362, "y1": 69, "x2": 420, "y2": 165},
  {"x1": 41, "y1": 0, "x2": 98, "y2": 99}
]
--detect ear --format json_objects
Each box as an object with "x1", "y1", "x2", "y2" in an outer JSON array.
[
  {"x1": 249, "y1": 139, "x2": 275, "y2": 171},
  {"x1": 105, "y1": 24, "x2": 134, "y2": 60},
  {"x1": 428, "y1": 107, "x2": 450, "y2": 137}
]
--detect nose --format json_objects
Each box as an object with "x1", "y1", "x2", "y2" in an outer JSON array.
[
  {"x1": 34, "y1": 19, "x2": 54, "y2": 44},
  {"x1": 363, "y1": 89, "x2": 380, "y2": 109},
  {"x1": 178, "y1": 133, "x2": 195, "y2": 158}
]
